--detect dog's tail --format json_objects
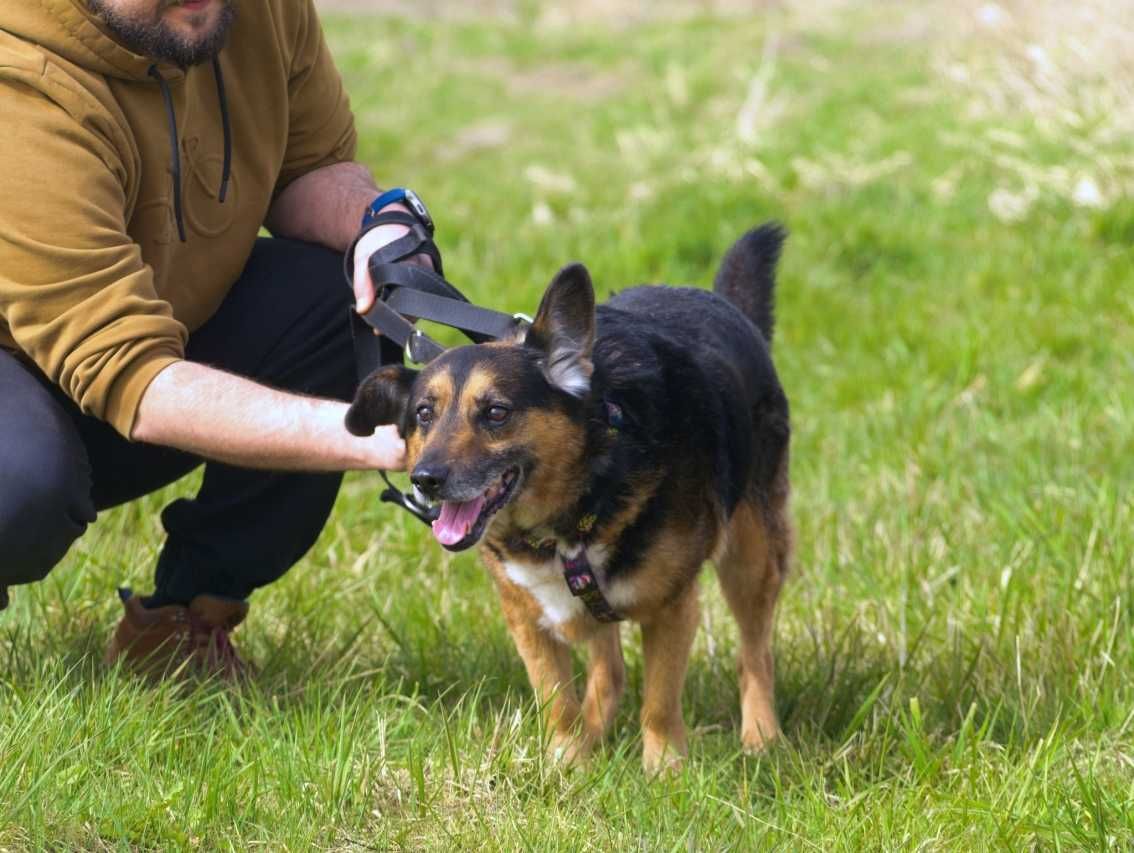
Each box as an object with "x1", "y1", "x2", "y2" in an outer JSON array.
[{"x1": 712, "y1": 222, "x2": 786, "y2": 344}]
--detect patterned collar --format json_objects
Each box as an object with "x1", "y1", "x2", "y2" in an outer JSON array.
[{"x1": 560, "y1": 547, "x2": 623, "y2": 622}]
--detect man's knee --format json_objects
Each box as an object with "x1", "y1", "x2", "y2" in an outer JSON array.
[{"x1": 0, "y1": 441, "x2": 95, "y2": 586}]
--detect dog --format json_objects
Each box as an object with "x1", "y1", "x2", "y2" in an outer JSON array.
[{"x1": 345, "y1": 224, "x2": 792, "y2": 772}]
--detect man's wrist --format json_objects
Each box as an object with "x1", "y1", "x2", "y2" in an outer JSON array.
[
  {"x1": 372, "y1": 201, "x2": 413, "y2": 223},
  {"x1": 361, "y1": 188, "x2": 434, "y2": 234}
]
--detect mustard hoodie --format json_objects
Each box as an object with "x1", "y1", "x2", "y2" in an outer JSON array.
[{"x1": 0, "y1": 0, "x2": 357, "y2": 436}]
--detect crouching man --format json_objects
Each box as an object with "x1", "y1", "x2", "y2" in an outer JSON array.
[{"x1": 0, "y1": 0, "x2": 429, "y2": 677}]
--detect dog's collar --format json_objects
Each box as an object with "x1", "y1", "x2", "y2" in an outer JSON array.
[
  {"x1": 560, "y1": 547, "x2": 623, "y2": 623},
  {"x1": 508, "y1": 514, "x2": 625, "y2": 624},
  {"x1": 553, "y1": 399, "x2": 627, "y2": 622}
]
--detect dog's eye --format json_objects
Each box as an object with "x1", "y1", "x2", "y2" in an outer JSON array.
[
  {"x1": 485, "y1": 405, "x2": 511, "y2": 425},
  {"x1": 416, "y1": 405, "x2": 434, "y2": 426}
]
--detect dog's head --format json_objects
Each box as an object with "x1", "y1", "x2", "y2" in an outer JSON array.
[{"x1": 345, "y1": 263, "x2": 596, "y2": 551}]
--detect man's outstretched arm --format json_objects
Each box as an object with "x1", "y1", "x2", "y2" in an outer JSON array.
[
  {"x1": 132, "y1": 361, "x2": 403, "y2": 471},
  {"x1": 131, "y1": 160, "x2": 421, "y2": 470}
]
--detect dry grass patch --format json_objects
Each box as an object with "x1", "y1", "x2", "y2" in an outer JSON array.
[{"x1": 934, "y1": 0, "x2": 1134, "y2": 218}]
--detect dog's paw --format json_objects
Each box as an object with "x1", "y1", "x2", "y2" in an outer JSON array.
[
  {"x1": 642, "y1": 742, "x2": 686, "y2": 776},
  {"x1": 740, "y1": 721, "x2": 782, "y2": 755},
  {"x1": 548, "y1": 733, "x2": 593, "y2": 769}
]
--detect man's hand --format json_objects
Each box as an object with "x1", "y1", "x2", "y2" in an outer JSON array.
[{"x1": 351, "y1": 205, "x2": 435, "y2": 314}]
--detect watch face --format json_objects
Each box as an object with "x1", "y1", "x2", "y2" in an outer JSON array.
[{"x1": 405, "y1": 190, "x2": 433, "y2": 229}]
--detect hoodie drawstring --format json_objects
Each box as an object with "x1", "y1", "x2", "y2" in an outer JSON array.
[
  {"x1": 212, "y1": 57, "x2": 232, "y2": 204},
  {"x1": 148, "y1": 64, "x2": 186, "y2": 243},
  {"x1": 148, "y1": 59, "x2": 233, "y2": 243}
]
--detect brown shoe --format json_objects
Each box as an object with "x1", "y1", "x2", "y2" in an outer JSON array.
[
  {"x1": 105, "y1": 588, "x2": 250, "y2": 680},
  {"x1": 0, "y1": 586, "x2": 8, "y2": 612}
]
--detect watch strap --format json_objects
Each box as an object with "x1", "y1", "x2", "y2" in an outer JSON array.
[
  {"x1": 361, "y1": 187, "x2": 434, "y2": 235},
  {"x1": 361, "y1": 187, "x2": 408, "y2": 229}
]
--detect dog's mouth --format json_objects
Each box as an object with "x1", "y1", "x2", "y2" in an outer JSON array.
[{"x1": 430, "y1": 467, "x2": 521, "y2": 551}]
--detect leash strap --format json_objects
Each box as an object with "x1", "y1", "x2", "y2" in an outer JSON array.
[
  {"x1": 383, "y1": 286, "x2": 525, "y2": 342},
  {"x1": 345, "y1": 210, "x2": 528, "y2": 527},
  {"x1": 345, "y1": 211, "x2": 529, "y2": 376},
  {"x1": 345, "y1": 212, "x2": 446, "y2": 380}
]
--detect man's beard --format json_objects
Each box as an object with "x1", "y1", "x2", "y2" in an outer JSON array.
[{"x1": 87, "y1": 1, "x2": 237, "y2": 68}]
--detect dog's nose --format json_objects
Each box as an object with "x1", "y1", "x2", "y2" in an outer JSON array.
[{"x1": 411, "y1": 464, "x2": 450, "y2": 499}]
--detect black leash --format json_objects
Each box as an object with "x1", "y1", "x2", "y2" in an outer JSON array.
[
  {"x1": 345, "y1": 211, "x2": 531, "y2": 375},
  {"x1": 345, "y1": 211, "x2": 531, "y2": 525}
]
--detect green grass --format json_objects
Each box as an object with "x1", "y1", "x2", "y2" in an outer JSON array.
[{"x1": 3, "y1": 2, "x2": 1133, "y2": 848}]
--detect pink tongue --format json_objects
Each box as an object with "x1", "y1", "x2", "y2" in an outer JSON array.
[{"x1": 431, "y1": 496, "x2": 488, "y2": 546}]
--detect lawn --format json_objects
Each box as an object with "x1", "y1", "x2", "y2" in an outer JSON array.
[{"x1": 3, "y1": 0, "x2": 1133, "y2": 848}]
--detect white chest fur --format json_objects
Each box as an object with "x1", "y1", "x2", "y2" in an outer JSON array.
[
  {"x1": 503, "y1": 558, "x2": 584, "y2": 634},
  {"x1": 502, "y1": 545, "x2": 613, "y2": 636}
]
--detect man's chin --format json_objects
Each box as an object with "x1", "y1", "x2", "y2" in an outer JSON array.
[
  {"x1": 89, "y1": 0, "x2": 235, "y2": 67},
  {"x1": 161, "y1": 2, "x2": 234, "y2": 62}
]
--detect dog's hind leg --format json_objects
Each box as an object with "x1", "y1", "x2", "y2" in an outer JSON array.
[
  {"x1": 639, "y1": 582, "x2": 700, "y2": 773},
  {"x1": 581, "y1": 623, "x2": 625, "y2": 746},
  {"x1": 714, "y1": 497, "x2": 789, "y2": 753}
]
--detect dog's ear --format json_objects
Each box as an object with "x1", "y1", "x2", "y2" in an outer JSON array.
[
  {"x1": 345, "y1": 365, "x2": 418, "y2": 436},
  {"x1": 526, "y1": 263, "x2": 595, "y2": 397}
]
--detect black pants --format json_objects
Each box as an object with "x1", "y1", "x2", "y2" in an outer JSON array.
[{"x1": 0, "y1": 238, "x2": 357, "y2": 605}]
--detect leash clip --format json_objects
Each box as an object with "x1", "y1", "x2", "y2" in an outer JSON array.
[
  {"x1": 379, "y1": 471, "x2": 440, "y2": 526},
  {"x1": 404, "y1": 329, "x2": 425, "y2": 364},
  {"x1": 512, "y1": 312, "x2": 533, "y2": 340}
]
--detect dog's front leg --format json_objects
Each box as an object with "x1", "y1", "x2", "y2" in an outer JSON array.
[
  {"x1": 493, "y1": 577, "x2": 586, "y2": 765},
  {"x1": 639, "y1": 583, "x2": 699, "y2": 774},
  {"x1": 580, "y1": 623, "x2": 625, "y2": 746}
]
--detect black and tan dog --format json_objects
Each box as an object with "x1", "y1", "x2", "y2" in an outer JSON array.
[{"x1": 346, "y1": 224, "x2": 792, "y2": 772}]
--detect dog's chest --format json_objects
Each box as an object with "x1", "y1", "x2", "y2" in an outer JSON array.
[{"x1": 500, "y1": 544, "x2": 612, "y2": 638}]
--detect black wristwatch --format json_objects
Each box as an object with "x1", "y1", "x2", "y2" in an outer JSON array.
[{"x1": 361, "y1": 187, "x2": 434, "y2": 235}]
